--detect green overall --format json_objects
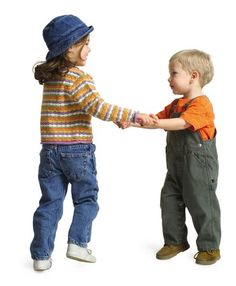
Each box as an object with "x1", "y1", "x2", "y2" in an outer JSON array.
[{"x1": 161, "y1": 99, "x2": 221, "y2": 251}]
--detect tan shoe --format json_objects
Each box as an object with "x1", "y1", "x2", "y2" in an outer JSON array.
[
  {"x1": 194, "y1": 249, "x2": 220, "y2": 265},
  {"x1": 156, "y1": 242, "x2": 190, "y2": 260}
]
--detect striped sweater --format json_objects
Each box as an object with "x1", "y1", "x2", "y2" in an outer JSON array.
[{"x1": 41, "y1": 66, "x2": 136, "y2": 144}]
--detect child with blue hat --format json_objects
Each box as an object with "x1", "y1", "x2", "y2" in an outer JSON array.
[
  {"x1": 30, "y1": 14, "x2": 154, "y2": 271},
  {"x1": 43, "y1": 14, "x2": 94, "y2": 61}
]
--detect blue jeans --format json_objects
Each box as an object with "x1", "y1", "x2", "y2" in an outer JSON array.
[{"x1": 30, "y1": 143, "x2": 99, "y2": 260}]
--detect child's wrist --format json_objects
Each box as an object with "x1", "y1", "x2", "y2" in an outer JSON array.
[{"x1": 132, "y1": 111, "x2": 140, "y2": 123}]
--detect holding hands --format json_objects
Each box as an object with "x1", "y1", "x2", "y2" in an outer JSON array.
[
  {"x1": 115, "y1": 113, "x2": 159, "y2": 129},
  {"x1": 136, "y1": 113, "x2": 158, "y2": 125}
]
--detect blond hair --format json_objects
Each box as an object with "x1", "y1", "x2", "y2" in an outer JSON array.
[{"x1": 169, "y1": 49, "x2": 214, "y2": 87}]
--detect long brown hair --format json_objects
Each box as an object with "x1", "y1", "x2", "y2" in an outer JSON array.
[
  {"x1": 33, "y1": 55, "x2": 74, "y2": 85},
  {"x1": 33, "y1": 35, "x2": 88, "y2": 85}
]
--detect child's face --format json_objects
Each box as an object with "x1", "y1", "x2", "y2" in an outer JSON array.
[
  {"x1": 67, "y1": 36, "x2": 91, "y2": 66},
  {"x1": 168, "y1": 61, "x2": 192, "y2": 95}
]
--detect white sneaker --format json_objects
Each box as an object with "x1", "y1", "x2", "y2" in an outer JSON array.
[
  {"x1": 66, "y1": 243, "x2": 96, "y2": 263},
  {"x1": 33, "y1": 258, "x2": 52, "y2": 271}
]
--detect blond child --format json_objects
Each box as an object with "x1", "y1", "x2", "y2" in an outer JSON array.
[{"x1": 119, "y1": 49, "x2": 221, "y2": 265}]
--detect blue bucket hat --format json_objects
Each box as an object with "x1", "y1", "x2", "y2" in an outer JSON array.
[{"x1": 43, "y1": 14, "x2": 94, "y2": 61}]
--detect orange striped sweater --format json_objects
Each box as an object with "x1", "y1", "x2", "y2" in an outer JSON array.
[{"x1": 41, "y1": 66, "x2": 136, "y2": 144}]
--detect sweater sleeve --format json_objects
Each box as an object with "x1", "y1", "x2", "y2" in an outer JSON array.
[{"x1": 69, "y1": 73, "x2": 136, "y2": 122}]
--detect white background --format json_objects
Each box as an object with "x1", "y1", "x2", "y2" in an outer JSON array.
[{"x1": 0, "y1": 0, "x2": 235, "y2": 285}]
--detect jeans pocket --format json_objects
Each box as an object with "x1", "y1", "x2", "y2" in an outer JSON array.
[{"x1": 61, "y1": 152, "x2": 87, "y2": 181}]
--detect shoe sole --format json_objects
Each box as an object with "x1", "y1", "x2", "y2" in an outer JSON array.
[
  {"x1": 66, "y1": 253, "x2": 96, "y2": 263},
  {"x1": 34, "y1": 266, "x2": 51, "y2": 271},
  {"x1": 195, "y1": 256, "x2": 220, "y2": 265},
  {"x1": 156, "y1": 245, "x2": 190, "y2": 260}
]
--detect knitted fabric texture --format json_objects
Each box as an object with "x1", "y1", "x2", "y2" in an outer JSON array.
[{"x1": 41, "y1": 67, "x2": 135, "y2": 143}]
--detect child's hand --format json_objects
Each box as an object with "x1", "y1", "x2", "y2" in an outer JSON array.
[
  {"x1": 135, "y1": 113, "x2": 156, "y2": 126},
  {"x1": 149, "y1": 114, "x2": 159, "y2": 125},
  {"x1": 114, "y1": 121, "x2": 131, "y2": 129}
]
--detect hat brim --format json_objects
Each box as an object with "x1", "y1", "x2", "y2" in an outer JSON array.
[{"x1": 46, "y1": 26, "x2": 94, "y2": 61}]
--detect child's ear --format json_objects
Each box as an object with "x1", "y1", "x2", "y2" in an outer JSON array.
[{"x1": 191, "y1": 71, "x2": 199, "y2": 79}]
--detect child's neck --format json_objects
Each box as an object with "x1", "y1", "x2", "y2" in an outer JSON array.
[{"x1": 183, "y1": 86, "x2": 203, "y2": 99}]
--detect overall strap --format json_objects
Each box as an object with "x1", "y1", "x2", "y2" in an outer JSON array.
[
  {"x1": 169, "y1": 98, "x2": 196, "y2": 118},
  {"x1": 182, "y1": 98, "x2": 195, "y2": 111},
  {"x1": 169, "y1": 99, "x2": 179, "y2": 118}
]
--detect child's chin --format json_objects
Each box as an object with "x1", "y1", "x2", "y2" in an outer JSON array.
[{"x1": 173, "y1": 90, "x2": 181, "y2": 95}]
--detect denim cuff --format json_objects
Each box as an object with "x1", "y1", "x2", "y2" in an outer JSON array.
[{"x1": 68, "y1": 239, "x2": 88, "y2": 248}]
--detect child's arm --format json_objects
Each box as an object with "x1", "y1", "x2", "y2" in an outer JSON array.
[
  {"x1": 117, "y1": 115, "x2": 191, "y2": 130},
  {"x1": 155, "y1": 118, "x2": 191, "y2": 130},
  {"x1": 146, "y1": 115, "x2": 191, "y2": 130},
  {"x1": 71, "y1": 73, "x2": 154, "y2": 125}
]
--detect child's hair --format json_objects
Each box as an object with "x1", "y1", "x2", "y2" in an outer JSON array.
[
  {"x1": 34, "y1": 35, "x2": 88, "y2": 85},
  {"x1": 169, "y1": 49, "x2": 214, "y2": 87}
]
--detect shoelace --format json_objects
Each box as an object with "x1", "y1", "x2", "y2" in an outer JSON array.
[
  {"x1": 87, "y1": 249, "x2": 92, "y2": 254},
  {"x1": 194, "y1": 252, "x2": 199, "y2": 259}
]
